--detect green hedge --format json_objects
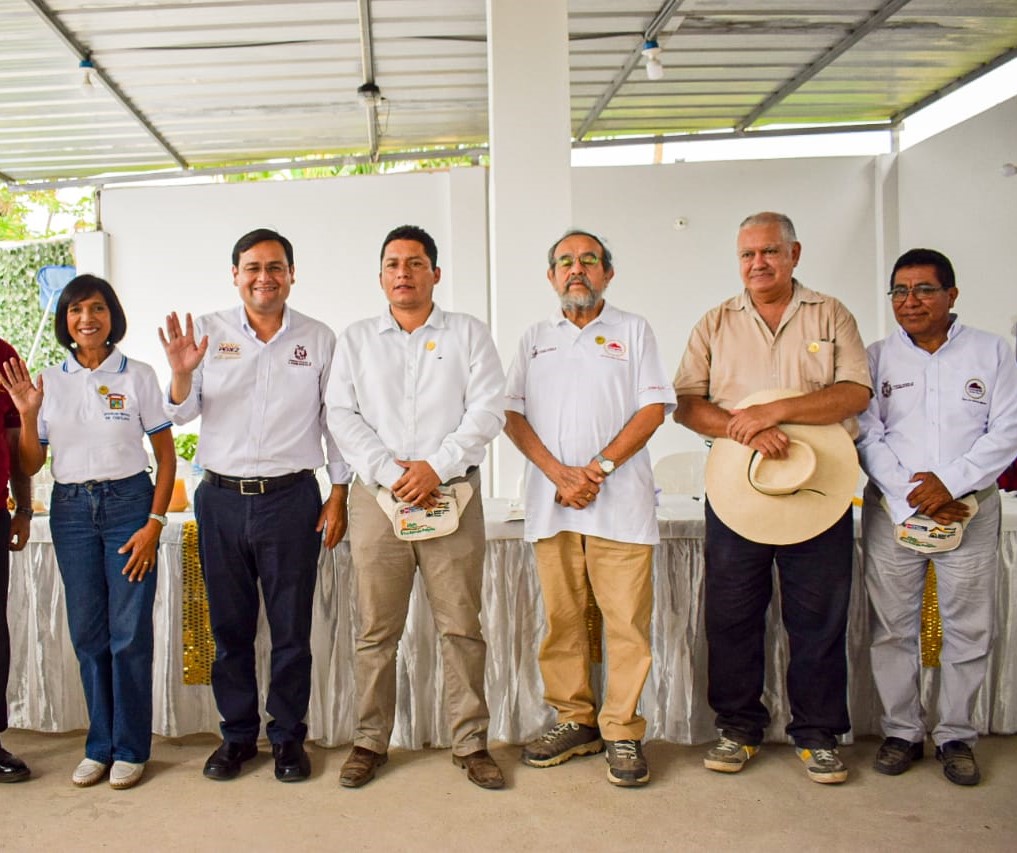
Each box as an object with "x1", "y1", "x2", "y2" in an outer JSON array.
[{"x1": 0, "y1": 239, "x2": 73, "y2": 370}]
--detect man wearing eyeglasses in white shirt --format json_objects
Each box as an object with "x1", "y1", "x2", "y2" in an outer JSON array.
[
  {"x1": 858, "y1": 247, "x2": 1017, "y2": 786},
  {"x1": 326, "y1": 224, "x2": 506, "y2": 791},
  {"x1": 503, "y1": 230, "x2": 676, "y2": 787}
]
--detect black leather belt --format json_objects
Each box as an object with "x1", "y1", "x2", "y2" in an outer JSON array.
[{"x1": 203, "y1": 469, "x2": 313, "y2": 496}]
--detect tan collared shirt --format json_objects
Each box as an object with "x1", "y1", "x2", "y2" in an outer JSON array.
[{"x1": 674, "y1": 281, "x2": 872, "y2": 436}]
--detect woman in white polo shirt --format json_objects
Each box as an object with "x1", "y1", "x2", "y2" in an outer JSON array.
[{"x1": 0, "y1": 275, "x2": 175, "y2": 791}]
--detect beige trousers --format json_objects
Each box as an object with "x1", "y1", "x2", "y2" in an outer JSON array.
[
  {"x1": 533, "y1": 532, "x2": 653, "y2": 741},
  {"x1": 348, "y1": 471, "x2": 489, "y2": 756}
]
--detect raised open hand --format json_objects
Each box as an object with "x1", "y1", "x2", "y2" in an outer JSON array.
[
  {"x1": 158, "y1": 312, "x2": 208, "y2": 375},
  {"x1": 0, "y1": 357, "x2": 44, "y2": 418}
]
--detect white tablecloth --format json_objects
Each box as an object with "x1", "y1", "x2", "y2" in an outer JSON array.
[{"x1": 8, "y1": 494, "x2": 1017, "y2": 746}]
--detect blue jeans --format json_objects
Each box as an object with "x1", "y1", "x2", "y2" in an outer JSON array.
[{"x1": 51, "y1": 471, "x2": 156, "y2": 764}]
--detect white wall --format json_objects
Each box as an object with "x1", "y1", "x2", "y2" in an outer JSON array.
[
  {"x1": 92, "y1": 95, "x2": 1017, "y2": 495},
  {"x1": 898, "y1": 94, "x2": 1017, "y2": 343},
  {"x1": 101, "y1": 168, "x2": 488, "y2": 379}
]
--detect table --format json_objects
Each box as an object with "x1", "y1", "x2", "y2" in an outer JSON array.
[{"x1": 8, "y1": 494, "x2": 1017, "y2": 746}]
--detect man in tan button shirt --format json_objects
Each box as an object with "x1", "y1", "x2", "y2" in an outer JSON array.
[{"x1": 673, "y1": 211, "x2": 871, "y2": 784}]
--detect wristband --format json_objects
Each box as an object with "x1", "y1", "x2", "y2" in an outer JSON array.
[
  {"x1": 14, "y1": 507, "x2": 34, "y2": 519},
  {"x1": 148, "y1": 513, "x2": 168, "y2": 527}
]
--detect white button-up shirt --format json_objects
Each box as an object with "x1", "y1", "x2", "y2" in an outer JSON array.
[
  {"x1": 39, "y1": 348, "x2": 171, "y2": 483},
  {"x1": 326, "y1": 304, "x2": 506, "y2": 488},
  {"x1": 166, "y1": 305, "x2": 350, "y2": 482},
  {"x1": 505, "y1": 302, "x2": 677, "y2": 545},
  {"x1": 858, "y1": 319, "x2": 1017, "y2": 523}
]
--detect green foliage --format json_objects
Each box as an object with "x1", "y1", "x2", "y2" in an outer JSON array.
[
  {"x1": 0, "y1": 239, "x2": 73, "y2": 370},
  {"x1": 0, "y1": 187, "x2": 94, "y2": 240},
  {"x1": 174, "y1": 432, "x2": 199, "y2": 462}
]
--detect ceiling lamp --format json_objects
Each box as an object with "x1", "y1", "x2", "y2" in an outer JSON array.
[
  {"x1": 357, "y1": 82, "x2": 382, "y2": 107},
  {"x1": 642, "y1": 39, "x2": 664, "y2": 81},
  {"x1": 79, "y1": 57, "x2": 96, "y2": 96}
]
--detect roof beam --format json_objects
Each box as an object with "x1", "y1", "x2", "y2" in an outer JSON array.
[
  {"x1": 23, "y1": 0, "x2": 189, "y2": 170},
  {"x1": 573, "y1": 0, "x2": 689, "y2": 141},
  {"x1": 735, "y1": 0, "x2": 913, "y2": 132},
  {"x1": 356, "y1": 0, "x2": 380, "y2": 159}
]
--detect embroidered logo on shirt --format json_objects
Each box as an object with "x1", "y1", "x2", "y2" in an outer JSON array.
[
  {"x1": 107, "y1": 393, "x2": 125, "y2": 410},
  {"x1": 288, "y1": 344, "x2": 311, "y2": 367},
  {"x1": 601, "y1": 340, "x2": 627, "y2": 360},
  {"x1": 215, "y1": 342, "x2": 241, "y2": 359},
  {"x1": 102, "y1": 391, "x2": 130, "y2": 423},
  {"x1": 964, "y1": 378, "x2": 987, "y2": 402},
  {"x1": 530, "y1": 345, "x2": 558, "y2": 359},
  {"x1": 881, "y1": 380, "x2": 915, "y2": 398}
]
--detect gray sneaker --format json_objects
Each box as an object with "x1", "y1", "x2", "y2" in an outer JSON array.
[
  {"x1": 521, "y1": 721, "x2": 603, "y2": 767},
  {"x1": 604, "y1": 739, "x2": 649, "y2": 787},
  {"x1": 796, "y1": 747, "x2": 848, "y2": 784},
  {"x1": 704, "y1": 736, "x2": 759, "y2": 773}
]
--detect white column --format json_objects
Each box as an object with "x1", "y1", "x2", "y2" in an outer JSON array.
[
  {"x1": 73, "y1": 230, "x2": 110, "y2": 277},
  {"x1": 486, "y1": 0, "x2": 573, "y2": 496}
]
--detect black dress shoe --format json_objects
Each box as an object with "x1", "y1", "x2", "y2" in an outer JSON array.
[
  {"x1": 0, "y1": 746, "x2": 30, "y2": 783},
  {"x1": 936, "y1": 740, "x2": 981, "y2": 786},
  {"x1": 873, "y1": 736, "x2": 924, "y2": 776},
  {"x1": 203, "y1": 740, "x2": 258, "y2": 781},
  {"x1": 272, "y1": 740, "x2": 310, "y2": 782}
]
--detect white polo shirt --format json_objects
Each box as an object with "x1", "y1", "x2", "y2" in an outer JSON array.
[
  {"x1": 505, "y1": 302, "x2": 677, "y2": 545},
  {"x1": 326, "y1": 304, "x2": 506, "y2": 487},
  {"x1": 38, "y1": 348, "x2": 171, "y2": 484},
  {"x1": 166, "y1": 304, "x2": 350, "y2": 482},
  {"x1": 858, "y1": 319, "x2": 1017, "y2": 523}
]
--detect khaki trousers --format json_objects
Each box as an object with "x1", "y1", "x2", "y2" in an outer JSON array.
[
  {"x1": 348, "y1": 471, "x2": 489, "y2": 756},
  {"x1": 533, "y1": 532, "x2": 653, "y2": 741}
]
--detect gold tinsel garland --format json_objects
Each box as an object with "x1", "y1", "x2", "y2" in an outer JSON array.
[
  {"x1": 181, "y1": 520, "x2": 215, "y2": 685},
  {"x1": 920, "y1": 560, "x2": 942, "y2": 668}
]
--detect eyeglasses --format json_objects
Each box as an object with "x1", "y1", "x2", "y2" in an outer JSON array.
[
  {"x1": 888, "y1": 284, "x2": 948, "y2": 303},
  {"x1": 553, "y1": 252, "x2": 601, "y2": 270},
  {"x1": 239, "y1": 262, "x2": 290, "y2": 276}
]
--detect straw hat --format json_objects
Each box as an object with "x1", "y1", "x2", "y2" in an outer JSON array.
[{"x1": 705, "y1": 389, "x2": 859, "y2": 545}]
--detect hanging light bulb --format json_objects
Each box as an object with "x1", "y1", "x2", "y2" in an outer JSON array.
[
  {"x1": 79, "y1": 57, "x2": 96, "y2": 96},
  {"x1": 642, "y1": 39, "x2": 664, "y2": 81}
]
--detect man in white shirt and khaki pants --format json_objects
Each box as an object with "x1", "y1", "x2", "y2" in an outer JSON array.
[
  {"x1": 326, "y1": 225, "x2": 506, "y2": 790},
  {"x1": 503, "y1": 229, "x2": 675, "y2": 787}
]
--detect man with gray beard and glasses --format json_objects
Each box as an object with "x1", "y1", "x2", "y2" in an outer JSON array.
[{"x1": 503, "y1": 230, "x2": 675, "y2": 787}]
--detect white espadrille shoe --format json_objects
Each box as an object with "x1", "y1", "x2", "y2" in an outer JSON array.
[
  {"x1": 109, "y1": 760, "x2": 145, "y2": 790},
  {"x1": 72, "y1": 757, "x2": 109, "y2": 787}
]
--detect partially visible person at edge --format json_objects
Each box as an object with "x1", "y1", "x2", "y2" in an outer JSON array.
[
  {"x1": 326, "y1": 225, "x2": 506, "y2": 790},
  {"x1": 159, "y1": 228, "x2": 350, "y2": 784},
  {"x1": 673, "y1": 211, "x2": 871, "y2": 785},
  {"x1": 0, "y1": 335, "x2": 32, "y2": 783},
  {"x1": 858, "y1": 248, "x2": 1017, "y2": 786},
  {"x1": 1, "y1": 276, "x2": 175, "y2": 791},
  {"x1": 503, "y1": 229, "x2": 675, "y2": 787}
]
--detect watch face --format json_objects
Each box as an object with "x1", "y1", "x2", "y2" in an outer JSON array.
[{"x1": 599, "y1": 458, "x2": 615, "y2": 474}]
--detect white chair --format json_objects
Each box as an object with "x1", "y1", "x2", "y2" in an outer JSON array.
[{"x1": 653, "y1": 450, "x2": 708, "y2": 496}]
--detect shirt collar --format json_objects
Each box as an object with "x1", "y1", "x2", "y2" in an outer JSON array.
[
  {"x1": 895, "y1": 314, "x2": 961, "y2": 348},
  {"x1": 63, "y1": 346, "x2": 127, "y2": 375},
  {"x1": 549, "y1": 300, "x2": 618, "y2": 328},
  {"x1": 378, "y1": 302, "x2": 446, "y2": 334},
  {"x1": 730, "y1": 279, "x2": 820, "y2": 312},
  {"x1": 237, "y1": 303, "x2": 290, "y2": 341}
]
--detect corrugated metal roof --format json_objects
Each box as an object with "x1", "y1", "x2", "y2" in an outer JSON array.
[{"x1": 2, "y1": 0, "x2": 1015, "y2": 185}]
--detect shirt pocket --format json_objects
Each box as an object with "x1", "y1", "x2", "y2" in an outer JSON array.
[{"x1": 800, "y1": 340, "x2": 835, "y2": 390}]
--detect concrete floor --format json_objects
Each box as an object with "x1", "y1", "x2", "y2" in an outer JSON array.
[{"x1": 1, "y1": 729, "x2": 1015, "y2": 852}]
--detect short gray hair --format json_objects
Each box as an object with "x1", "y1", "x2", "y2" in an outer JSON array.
[{"x1": 739, "y1": 212, "x2": 797, "y2": 244}]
